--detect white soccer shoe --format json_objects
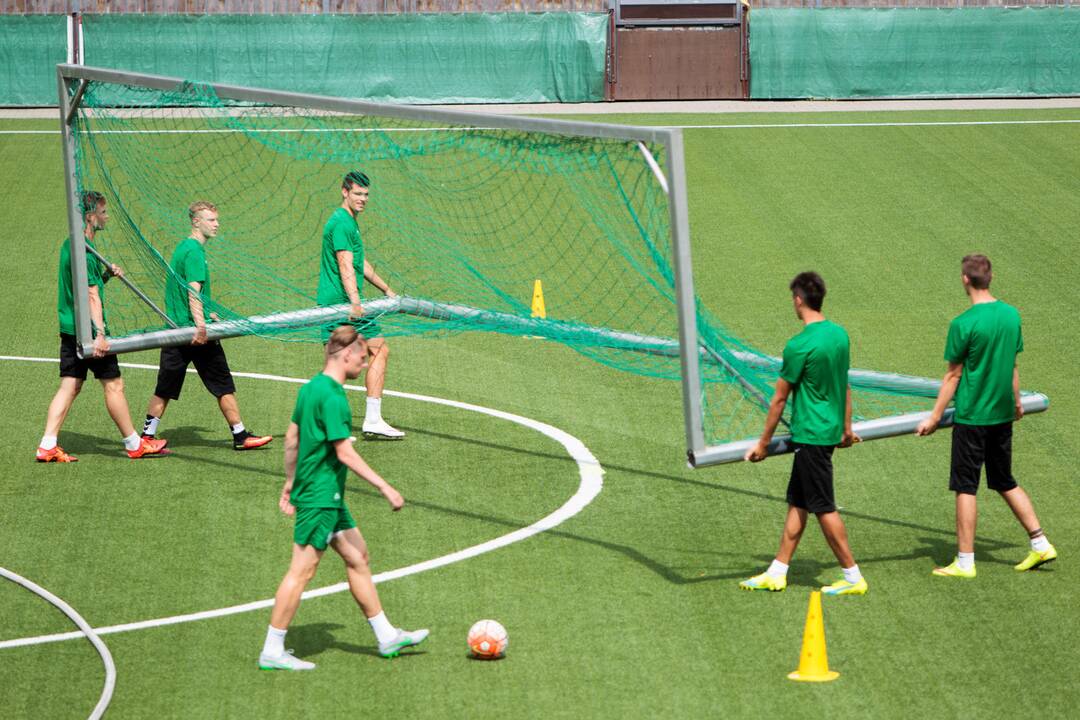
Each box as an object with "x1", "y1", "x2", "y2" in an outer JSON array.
[
  {"x1": 378, "y1": 628, "x2": 429, "y2": 658},
  {"x1": 362, "y1": 419, "x2": 405, "y2": 439},
  {"x1": 258, "y1": 650, "x2": 316, "y2": 671}
]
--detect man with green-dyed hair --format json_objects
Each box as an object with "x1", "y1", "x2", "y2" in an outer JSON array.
[
  {"x1": 258, "y1": 325, "x2": 427, "y2": 671},
  {"x1": 317, "y1": 171, "x2": 404, "y2": 440},
  {"x1": 916, "y1": 254, "x2": 1056, "y2": 577},
  {"x1": 142, "y1": 201, "x2": 272, "y2": 451},
  {"x1": 740, "y1": 272, "x2": 866, "y2": 596}
]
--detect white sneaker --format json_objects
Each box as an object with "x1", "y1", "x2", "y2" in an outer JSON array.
[
  {"x1": 362, "y1": 419, "x2": 405, "y2": 439},
  {"x1": 378, "y1": 628, "x2": 429, "y2": 657},
  {"x1": 258, "y1": 650, "x2": 316, "y2": 671}
]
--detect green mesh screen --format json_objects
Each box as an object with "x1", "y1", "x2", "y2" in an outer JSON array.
[{"x1": 67, "y1": 76, "x2": 937, "y2": 451}]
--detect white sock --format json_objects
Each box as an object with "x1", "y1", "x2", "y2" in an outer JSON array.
[
  {"x1": 143, "y1": 416, "x2": 160, "y2": 436},
  {"x1": 39, "y1": 435, "x2": 58, "y2": 450},
  {"x1": 1031, "y1": 535, "x2": 1051, "y2": 552},
  {"x1": 231, "y1": 422, "x2": 245, "y2": 435},
  {"x1": 842, "y1": 564, "x2": 862, "y2": 583},
  {"x1": 766, "y1": 559, "x2": 789, "y2": 579},
  {"x1": 365, "y1": 397, "x2": 382, "y2": 424},
  {"x1": 957, "y1": 552, "x2": 975, "y2": 571},
  {"x1": 368, "y1": 611, "x2": 397, "y2": 644},
  {"x1": 262, "y1": 625, "x2": 287, "y2": 657},
  {"x1": 123, "y1": 433, "x2": 141, "y2": 451}
]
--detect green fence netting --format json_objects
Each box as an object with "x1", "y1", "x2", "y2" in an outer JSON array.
[
  {"x1": 750, "y1": 7, "x2": 1080, "y2": 99},
  {"x1": 0, "y1": 15, "x2": 67, "y2": 105}
]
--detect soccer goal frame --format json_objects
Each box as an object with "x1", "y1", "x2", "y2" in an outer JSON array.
[{"x1": 56, "y1": 64, "x2": 1048, "y2": 469}]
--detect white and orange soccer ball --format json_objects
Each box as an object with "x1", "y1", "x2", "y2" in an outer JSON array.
[{"x1": 467, "y1": 619, "x2": 508, "y2": 660}]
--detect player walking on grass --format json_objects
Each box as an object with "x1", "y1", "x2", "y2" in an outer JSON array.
[
  {"x1": 259, "y1": 326, "x2": 427, "y2": 671},
  {"x1": 318, "y1": 171, "x2": 403, "y2": 439},
  {"x1": 141, "y1": 201, "x2": 272, "y2": 451},
  {"x1": 36, "y1": 191, "x2": 169, "y2": 463},
  {"x1": 916, "y1": 254, "x2": 1056, "y2": 577},
  {"x1": 740, "y1": 272, "x2": 866, "y2": 596}
]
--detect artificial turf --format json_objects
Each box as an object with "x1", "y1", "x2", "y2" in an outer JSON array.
[{"x1": 1, "y1": 107, "x2": 1077, "y2": 719}]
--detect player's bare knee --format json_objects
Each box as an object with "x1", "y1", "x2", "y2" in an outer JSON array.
[{"x1": 102, "y1": 377, "x2": 125, "y2": 395}]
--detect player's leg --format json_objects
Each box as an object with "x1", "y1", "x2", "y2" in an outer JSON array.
[
  {"x1": 934, "y1": 423, "x2": 982, "y2": 577},
  {"x1": 330, "y1": 512, "x2": 428, "y2": 657},
  {"x1": 38, "y1": 334, "x2": 90, "y2": 462},
  {"x1": 143, "y1": 347, "x2": 187, "y2": 439},
  {"x1": 796, "y1": 445, "x2": 865, "y2": 596},
  {"x1": 740, "y1": 450, "x2": 811, "y2": 592},
  {"x1": 95, "y1": 352, "x2": 168, "y2": 459},
  {"x1": 260, "y1": 541, "x2": 324, "y2": 671},
  {"x1": 193, "y1": 342, "x2": 272, "y2": 450},
  {"x1": 360, "y1": 336, "x2": 404, "y2": 439},
  {"x1": 983, "y1": 423, "x2": 1058, "y2": 570}
]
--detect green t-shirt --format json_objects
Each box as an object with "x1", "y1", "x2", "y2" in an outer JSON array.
[
  {"x1": 290, "y1": 373, "x2": 353, "y2": 508},
  {"x1": 165, "y1": 238, "x2": 211, "y2": 326},
  {"x1": 57, "y1": 237, "x2": 106, "y2": 337},
  {"x1": 317, "y1": 207, "x2": 364, "y2": 306},
  {"x1": 779, "y1": 320, "x2": 850, "y2": 446},
  {"x1": 945, "y1": 300, "x2": 1023, "y2": 426}
]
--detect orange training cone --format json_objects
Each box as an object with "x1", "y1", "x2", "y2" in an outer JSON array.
[
  {"x1": 530, "y1": 279, "x2": 546, "y2": 319},
  {"x1": 787, "y1": 591, "x2": 839, "y2": 682}
]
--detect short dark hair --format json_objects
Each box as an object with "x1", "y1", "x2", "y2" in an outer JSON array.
[
  {"x1": 789, "y1": 271, "x2": 826, "y2": 311},
  {"x1": 961, "y1": 254, "x2": 992, "y2": 289},
  {"x1": 81, "y1": 190, "x2": 106, "y2": 216},
  {"x1": 342, "y1": 171, "x2": 370, "y2": 191}
]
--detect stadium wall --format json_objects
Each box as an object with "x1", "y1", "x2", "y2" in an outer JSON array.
[
  {"x1": 749, "y1": 7, "x2": 1080, "y2": 99},
  {"x1": 0, "y1": 12, "x2": 609, "y2": 105}
]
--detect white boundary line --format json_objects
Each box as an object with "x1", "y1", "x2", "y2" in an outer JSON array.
[
  {"x1": 0, "y1": 355, "x2": 604, "y2": 650},
  {"x1": 2, "y1": 118, "x2": 1080, "y2": 135},
  {"x1": 0, "y1": 567, "x2": 115, "y2": 720}
]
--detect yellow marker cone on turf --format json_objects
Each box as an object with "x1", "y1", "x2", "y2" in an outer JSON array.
[
  {"x1": 530, "y1": 279, "x2": 547, "y2": 319},
  {"x1": 787, "y1": 591, "x2": 839, "y2": 682}
]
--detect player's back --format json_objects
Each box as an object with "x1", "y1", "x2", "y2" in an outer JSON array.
[{"x1": 949, "y1": 300, "x2": 1022, "y2": 426}]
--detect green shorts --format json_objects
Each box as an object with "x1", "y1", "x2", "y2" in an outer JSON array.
[
  {"x1": 293, "y1": 505, "x2": 356, "y2": 550},
  {"x1": 321, "y1": 318, "x2": 382, "y2": 343}
]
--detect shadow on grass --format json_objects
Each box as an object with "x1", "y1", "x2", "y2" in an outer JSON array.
[{"x1": 289, "y1": 622, "x2": 426, "y2": 660}]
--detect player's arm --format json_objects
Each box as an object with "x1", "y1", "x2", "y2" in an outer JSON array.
[
  {"x1": 87, "y1": 284, "x2": 110, "y2": 358},
  {"x1": 915, "y1": 362, "x2": 963, "y2": 436},
  {"x1": 839, "y1": 386, "x2": 861, "y2": 448},
  {"x1": 335, "y1": 250, "x2": 364, "y2": 318},
  {"x1": 279, "y1": 422, "x2": 299, "y2": 515},
  {"x1": 186, "y1": 280, "x2": 208, "y2": 345},
  {"x1": 334, "y1": 439, "x2": 404, "y2": 510},
  {"x1": 1013, "y1": 365, "x2": 1023, "y2": 421},
  {"x1": 744, "y1": 377, "x2": 793, "y2": 462},
  {"x1": 363, "y1": 259, "x2": 395, "y2": 298}
]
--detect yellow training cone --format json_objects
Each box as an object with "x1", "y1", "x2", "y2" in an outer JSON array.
[
  {"x1": 787, "y1": 591, "x2": 839, "y2": 682},
  {"x1": 530, "y1": 279, "x2": 547, "y2": 319}
]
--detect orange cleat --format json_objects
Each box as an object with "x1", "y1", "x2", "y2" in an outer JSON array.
[
  {"x1": 128, "y1": 436, "x2": 169, "y2": 459},
  {"x1": 36, "y1": 446, "x2": 78, "y2": 463},
  {"x1": 234, "y1": 432, "x2": 273, "y2": 451}
]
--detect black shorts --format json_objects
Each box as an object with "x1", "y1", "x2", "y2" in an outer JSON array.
[
  {"x1": 950, "y1": 422, "x2": 1017, "y2": 495},
  {"x1": 153, "y1": 341, "x2": 236, "y2": 400},
  {"x1": 59, "y1": 333, "x2": 120, "y2": 381},
  {"x1": 786, "y1": 442, "x2": 837, "y2": 514}
]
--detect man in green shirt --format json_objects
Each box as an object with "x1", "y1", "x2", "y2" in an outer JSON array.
[
  {"x1": 36, "y1": 191, "x2": 168, "y2": 462},
  {"x1": 141, "y1": 201, "x2": 272, "y2": 451},
  {"x1": 740, "y1": 272, "x2": 866, "y2": 596},
  {"x1": 317, "y1": 171, "x2": 403, "y2": 440},
  {"x1": 258, "y1": 325, "x2": 427, "y2": 671},
  {"x1": 917, "y1": 254, "x2": 1056, "y2": 576}
]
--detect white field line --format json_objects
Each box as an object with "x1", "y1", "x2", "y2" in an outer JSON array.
[
  {"x1": 0, "y1": 355, "x2": 604, "y2": 650},
  {"x1": 0, "y1": 567, "x2": 116, "y2": 720},
  {"x1": 2, "y1": 118, "x2": 1080, "y2": 135}
]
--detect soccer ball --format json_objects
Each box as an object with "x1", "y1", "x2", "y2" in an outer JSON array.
[{"x1": 467, "y1": 619, "x2": 508, "y2": 660}]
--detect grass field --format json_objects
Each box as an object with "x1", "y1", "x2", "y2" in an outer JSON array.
[{"x1": 1, "y1": 107, "x2": 1078, "y2": 719}]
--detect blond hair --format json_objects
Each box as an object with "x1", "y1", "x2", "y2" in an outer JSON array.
[
  {"x1": 188, "y1": 200, "x2": 218, "y2": 223},
  {"x1": 326, "y1": 325, "x2": 363, "y2": 357}
]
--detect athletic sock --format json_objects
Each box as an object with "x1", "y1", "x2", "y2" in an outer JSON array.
[
  {"x1": 1031, "y1": 532, "x2": 1051, "y2": 552},
  {"x1": 39, "y1": 435, "x2": 58, "y2": 451},
  {"x1": 842, "y1": 564, "x2": 862, "y2": 584},
  {"x1": 365, "y1": 397, "x2": 382, "y2": 424},
  {"x1": 123, "y1": 433, "x2": 141, "y2": 452},
  {"x1": 231, "y1": 422, "x2": 246, "y2": 435},
  {"x1": 957, "y1": 552, "x2": 975, "y2": 571},
  {"x1": 766, "y1": 559, "x2": 789, "y2": 579},
  {"x1": 368, "y1": 611, "x2": 397, "y2": 644},
  {"x1": 143, "y1": 415, "x2": 160, "y2": 436},
  {"x1": 262, "y1": 625, "x2": 287, "y2": 657}
]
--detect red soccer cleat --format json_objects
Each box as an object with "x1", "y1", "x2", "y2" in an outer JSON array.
[
  {"x1": 36, "y1": 446, "x2": 78, "y2": 463},
  {"x1": 128, "y1": 436, "x2": 169, "y2": 459},
  {"x1": 233, "y1": 432, "x2": 273, "y2": 451}
]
